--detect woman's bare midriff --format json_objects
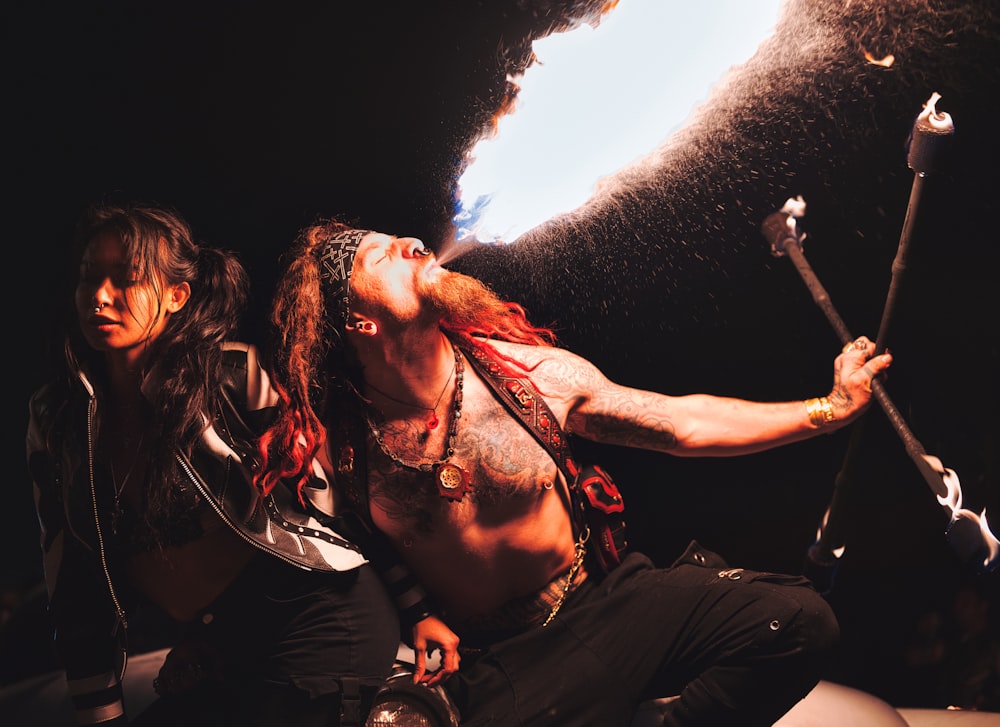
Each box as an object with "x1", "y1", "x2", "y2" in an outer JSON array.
[{"x1": 126, "y1": 522, "x2": 257, "y2": 623}]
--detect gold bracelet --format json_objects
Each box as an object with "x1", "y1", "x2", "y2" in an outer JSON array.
[{"x1": 804, "y1": 396, "x2": 835, "y2": 428}]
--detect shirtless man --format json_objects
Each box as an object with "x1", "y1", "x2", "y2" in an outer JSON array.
[{"x1": 260, "y1": 220, "x2": 892, "y2": 727}]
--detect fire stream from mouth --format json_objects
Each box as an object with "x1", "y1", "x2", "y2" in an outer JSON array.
[{"x1": 444, "y1": 0, "x2": 783, "y2": 258}]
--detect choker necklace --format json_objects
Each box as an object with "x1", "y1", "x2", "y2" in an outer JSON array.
[
  {"x1": 367, "y1": 345, "x2": 469, "y2": 502},
  {"x1": 365, "y1": 353, "x2": 457, "y2": 431}
]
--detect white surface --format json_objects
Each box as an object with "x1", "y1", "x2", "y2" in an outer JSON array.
[
  {"x1": 633, "y1": 681, "x2": 909, "y2": 727},
  {"x1": 898, "y1": 709, "x2": 1000, "y2": 726}
]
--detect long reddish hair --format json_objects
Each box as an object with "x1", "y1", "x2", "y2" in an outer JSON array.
[{"x1": 256, "y1": 219, "x2": 556, "y2": 501}]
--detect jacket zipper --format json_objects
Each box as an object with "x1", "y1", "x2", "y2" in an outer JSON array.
[
  {"x1": 173, "y1": 451, "x2": 311, "y2": 570},
  {"x1": 86, "y1": 395, "x2": 129, "y2": 679}
]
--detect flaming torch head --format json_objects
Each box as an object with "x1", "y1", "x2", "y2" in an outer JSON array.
[
  {"x1": 925, "y1": 455, "x2": 1000, "y2": 574},
  {"x1": 762, "y1": 196, "x2": 807, "y2": 258},
  {"x1": 907, "y1": 92, "x2": 955, "y2": 175},
  {"x1": 947, "y1": 512, "x2": 1000, "y2": 574}
]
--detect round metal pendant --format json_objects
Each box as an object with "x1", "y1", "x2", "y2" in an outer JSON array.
[{"x1": 436, "y1": 463, "x2": 469, "y2": 501}]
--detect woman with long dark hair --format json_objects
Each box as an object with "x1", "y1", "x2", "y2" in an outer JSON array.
[{"x1": 26, "y1": 202, "x2": 410, "y2": 725}]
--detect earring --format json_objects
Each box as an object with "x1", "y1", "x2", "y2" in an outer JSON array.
[{"x1": 347, "y1": 319, "x2": 377, "y2": 335}]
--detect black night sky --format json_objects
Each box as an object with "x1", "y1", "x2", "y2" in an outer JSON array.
[{"x1": 6, "y1": 0, "x2": 1000, "y2": 711}]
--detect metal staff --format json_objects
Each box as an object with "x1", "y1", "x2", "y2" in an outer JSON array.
[
  {"x1": 764, "y1": 203, "x2": 996, "y2": 575},
  {"x1": 872, "y1": 92, "x2": 955, "y2": 356},
  {"x1": 762, "y1": 206, "x2": 946, "y2": 493},
  {"x1": 760, "y1": 94, "x2": 983, "y2": 579},
  {"x1": 762, "y1": 208, "x2": 950, "y2": 581}
]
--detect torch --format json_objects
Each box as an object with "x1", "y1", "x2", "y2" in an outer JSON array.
[
  {"x1": 872, "y1": 91, "x2": 955, "y2": 356},
  {"x1": 762, "y1": 93, "x2": 997, "y2": 582}
]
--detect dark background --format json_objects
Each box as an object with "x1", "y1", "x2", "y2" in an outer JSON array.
[{"x1": 5, "y1": 0, "x2": 999, "y2": 712}]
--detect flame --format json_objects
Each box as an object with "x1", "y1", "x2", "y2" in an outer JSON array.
[
  {"x1": 814, "y1": 506, "x2": 846, "y2": 559},
  {"x1": 781, "y1": 195, "x2": 807, "y2": 219},
  {"x1": 916, "y1": 91, "x2": 955, "y2": 133},
  {"x1": 452, "y1": 0, "x2": 784, "y2": 244},
  {"x1": 862, "y1": 48, "x2": 895, "y2": 67},
  {"x1": 923, "y1": 455, "x2": 1000, "y2": 571}
]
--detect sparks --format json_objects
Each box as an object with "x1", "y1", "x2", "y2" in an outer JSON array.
[{"x1": 452, "y1": 0, "x2": 784, "y2": 245}]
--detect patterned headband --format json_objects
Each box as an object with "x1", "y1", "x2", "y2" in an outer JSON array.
[{"x1": 317, "y1": 228, "x2": 371, "y2": 330}]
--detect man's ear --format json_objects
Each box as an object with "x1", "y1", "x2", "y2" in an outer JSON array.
[{"x1": 166, "y1": 282, "x2": 191, "y2": 313}]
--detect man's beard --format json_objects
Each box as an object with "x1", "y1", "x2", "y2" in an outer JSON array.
[{"x1": 420, "y1": 268, "x2": 512, "y2": 328}]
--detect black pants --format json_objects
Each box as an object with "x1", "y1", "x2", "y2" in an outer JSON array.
[
  {"x1": 445, "y1": 542, "x2": 839, "y2": 727},
  {"x1": 132, "y1": 556, "x2": 399, "y2": 727}
]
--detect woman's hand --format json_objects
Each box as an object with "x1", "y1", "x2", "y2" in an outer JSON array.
[{"x1": 411, "y1": 614, "x2": 461, "y2": 687}]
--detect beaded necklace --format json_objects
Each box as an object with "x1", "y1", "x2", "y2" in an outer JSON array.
[{"x1": 366, "y1": 344, "x2": 469, "y2": 501}]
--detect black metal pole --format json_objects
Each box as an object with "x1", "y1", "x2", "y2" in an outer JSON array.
[
  {"x1": 760, "y1": 95, "x2": 957, "y2": 587},
  {"x1": 762, "y1": 217, "x2": 944, "y2": 497},
  {"x1": 872, "y1": 92, "x2": 955, "y2": 356}
]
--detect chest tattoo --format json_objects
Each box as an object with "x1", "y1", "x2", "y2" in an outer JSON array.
[{"x1": 368, "y1": 392, "x2": 556, "y2": 533}]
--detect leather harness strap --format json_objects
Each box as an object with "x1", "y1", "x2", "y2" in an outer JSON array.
[
  {"x1": 454, "y1": 334, "x2": 629, "y2": 573},
  {"x1": 456, "y1": 335, "x2": 579, "y2": 482}
]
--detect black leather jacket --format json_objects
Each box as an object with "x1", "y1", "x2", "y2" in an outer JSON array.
[{"x1": 26, "y1": 343, "x2": 416, "y2": 724}]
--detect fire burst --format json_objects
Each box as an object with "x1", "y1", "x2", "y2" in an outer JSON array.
[{"x1": 451, "y1": 0, "x2": 783, "y2": 245}]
